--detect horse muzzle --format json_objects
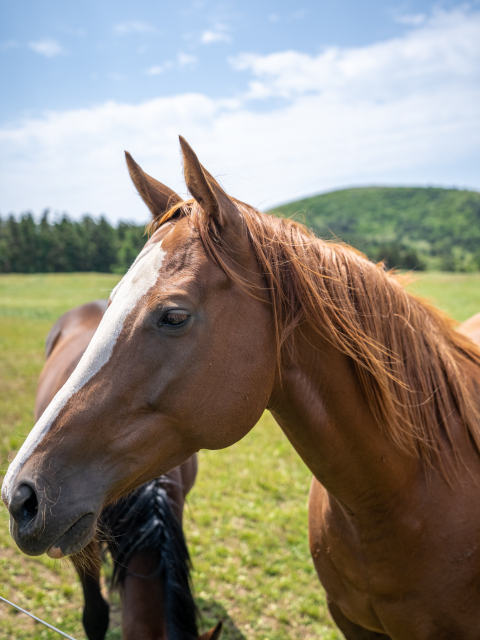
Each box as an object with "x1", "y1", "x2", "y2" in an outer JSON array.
[{"x1": 7, "y1": 480, "x2": 97, "y2": 557}]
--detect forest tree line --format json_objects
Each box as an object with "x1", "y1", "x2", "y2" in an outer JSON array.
[
  {"x1": 0, "y1": 211, "x2": 145, "y2": 274},
  {"x1": 2, "y1": 187, "x2": 480, "y2": 273},
  {"x1": 271, "y1": 186, "x2": 480, "y2": 272}
]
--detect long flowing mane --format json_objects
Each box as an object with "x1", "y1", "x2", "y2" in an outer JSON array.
[{"x1": 152, "y1": 198, "x2": 480, "y2": 473}]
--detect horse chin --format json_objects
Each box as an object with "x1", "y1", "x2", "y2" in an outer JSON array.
[
  {"x1": 11, "y1": 511, "x2": 97, "y2": 558},
  {"x1": 46, "y1": 513, "x2": 97, "y2": 558}
]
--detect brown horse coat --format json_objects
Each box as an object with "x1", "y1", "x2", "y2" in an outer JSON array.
[
  {"x1": 35, "y1": 300, "x2": 212, "y2": 640},
  {"x1": 5, "y1": 139, "x2": 480, "y2": 639}
]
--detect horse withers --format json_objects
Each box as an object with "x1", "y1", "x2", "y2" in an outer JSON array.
[
  {"x1": 35, "y1": 300, "x2": 221, "y2": 640},
  {"x1": 5, "y1": 138, "x2": 480, "y2": 639}
]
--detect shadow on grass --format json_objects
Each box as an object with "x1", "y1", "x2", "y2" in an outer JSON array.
[
  {"x1": 197, "y1": 598, "x2": 246, "y2": 640},
  {"x1": 104, "y1": 597, "x2": 245, "y2": 640}
]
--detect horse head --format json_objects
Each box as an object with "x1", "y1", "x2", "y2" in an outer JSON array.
[{"x1": 2, "y1": 138, "x2": 277, "y2": 557}]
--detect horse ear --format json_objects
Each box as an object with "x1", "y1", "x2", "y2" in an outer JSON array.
[
  {"x1": 178, "y1": 136, "x2": 242, "y2": 234},
  {"x1": 125, "y1": 151, "x2": 181, "y2": 220},
  {"x1": 197, "y1": 621, "x2": 223, "y2": 640}
]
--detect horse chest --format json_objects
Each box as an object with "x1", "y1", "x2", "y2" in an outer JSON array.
[{"x1": 309, "y1": 476, "x2": 480, "y2": 637}]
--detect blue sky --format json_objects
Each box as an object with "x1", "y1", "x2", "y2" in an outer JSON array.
[{"x1": 1, "y1": 0, "x2": 479, "y2": 223}]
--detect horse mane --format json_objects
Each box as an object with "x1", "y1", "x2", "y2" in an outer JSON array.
[
  {"x1": 151, "y1": 198, "x2": 480, "y2": 473},
  {"x1": 101, "y1": 477, "x2": 198, "y2": 640}
]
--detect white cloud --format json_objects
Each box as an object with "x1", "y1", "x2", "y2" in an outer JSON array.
[
  {"x1": 178, "y1": 52, "x2": 197, "y2": 68},
  {"x1": 200, "y1": 24, "x2": 231, "y2": 44},
  {"x1": 394, "y1": 13, "x2": 426, "y2": 26},
  {"x1": 145, "y1": 65, "x2": 167, "y2": 76},
  {"x1": 230, "y1": 8, "x2": 480, "y2": 101},
  {"x1": 145, "y1": 56, "x2": 194, "y2": 77},
  {"x1": 114, "y1": 21, "x2": 158, "y2": 35},
  {"x1": 1, "y1": 8, "x2": 479, "y2": 223},
  {"x1": 28, "y1": 39, "x2": 64, "y2": 58}
]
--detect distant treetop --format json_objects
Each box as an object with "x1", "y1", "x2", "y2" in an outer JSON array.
[
  {"x1": 2, "y1": 187, "x2": 480, "y2": 274},
  {"x1": 269, "y1": 187, "x2": 480, "y2": 271}
]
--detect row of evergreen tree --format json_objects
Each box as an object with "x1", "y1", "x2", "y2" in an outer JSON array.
[
  {"x1": 0, "y1": 212, "x2": 146, "y2": 274},
  {"x1": 4, "y1": 187, "x2": 480, "y2": 274}
]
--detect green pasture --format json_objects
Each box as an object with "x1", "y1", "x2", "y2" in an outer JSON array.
[{"x1": 1, "y1": 272, "x2": 480, "y2": 639}]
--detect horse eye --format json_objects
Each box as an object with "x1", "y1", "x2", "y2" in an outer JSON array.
[{"x1": 160, "y1": 312, "x2": 189, "y2": 327}]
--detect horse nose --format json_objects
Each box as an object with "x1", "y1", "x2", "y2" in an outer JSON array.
[{"x1": 9, "y1": 483, "x2": 39, "y2": 531}]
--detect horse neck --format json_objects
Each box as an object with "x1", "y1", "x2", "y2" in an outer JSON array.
[{"x1": 268, "y1": 326, "x2": 418, "y2": 512}]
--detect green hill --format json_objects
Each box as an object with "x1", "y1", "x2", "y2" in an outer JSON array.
[{"x1": 269, "y1": 187, "x2": 480, "y2": 271}]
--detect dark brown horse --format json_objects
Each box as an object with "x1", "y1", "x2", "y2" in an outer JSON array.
[
  {"x1": 5, "y1": 138, "x2": 480, "y2": 639},
  {"x1": 35, "y1": 300, "x2": 221, "y2": 640}
]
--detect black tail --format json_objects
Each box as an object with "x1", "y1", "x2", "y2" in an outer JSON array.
[{"x1": 100, "y1": 477, "x2": 198, "y2": 640}]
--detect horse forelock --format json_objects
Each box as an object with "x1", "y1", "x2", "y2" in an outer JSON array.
[
  {"x1": 154, "y1": 195, "x2": 480, "y2": 475},
  {"x1": 2, "y1": 240, "x2": 168, "y2": 505}
]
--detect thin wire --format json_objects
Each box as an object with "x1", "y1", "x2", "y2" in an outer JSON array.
[{"x1": 0, "y1": 595, "x2": 78, "y2": 640}]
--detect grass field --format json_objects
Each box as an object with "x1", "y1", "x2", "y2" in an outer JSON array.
[{"x1": 1, "y1": 272, "x2": 480, "y2": 639}]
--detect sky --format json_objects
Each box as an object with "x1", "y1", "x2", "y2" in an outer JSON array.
[{"x1": 1, "y1": 0, "x2": 479, "y2": 224}]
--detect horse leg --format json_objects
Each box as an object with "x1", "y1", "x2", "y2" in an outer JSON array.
[
  {"x1": 164, "y1": 453, "x2": 198, "y2": 523},
  {"x1": 179, "y1": 453, "x2": 198, "y2": 502},
  {"x1": 328, "y1": 600, "x2": 390, "y2": 640},
  {"x1": 120, "y1": 550, "x2": 166, "y2": 640},
  {"x1": 120, "y1": 561, "x2": 222, "y2": 640},
  {"x1": 105, "y1": 475, "x2": 198, "y2": 640},
  {"x1": 70, "y1": 540, "x2": 110, "y2": 640}
]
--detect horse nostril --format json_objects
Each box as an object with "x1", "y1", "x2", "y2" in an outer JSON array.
[{"x1": 9, "y1": 484, "x2": 39, "y2": 528}]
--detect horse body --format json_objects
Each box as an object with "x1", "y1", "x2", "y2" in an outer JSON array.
[
  {"x1": 270, "y1": 320, "x2": 480, "y2": 639},
  {"x1": 35, "y1": 300, "x2": 203, "y2": 640},
  {"x1": 5, "y1": 139, "x2": 480, "y2": 639}
]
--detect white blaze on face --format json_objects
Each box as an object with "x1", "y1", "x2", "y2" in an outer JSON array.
[{"x1": 2, "y1": 241, "x2": 167, "y2": 505}]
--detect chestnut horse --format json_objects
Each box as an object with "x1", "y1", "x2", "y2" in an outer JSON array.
[
  {"x1": 5, "y1": 138, "x2": 480, "y2": 639},
  {"x1": 35, "y1": 300, "x2": 221, "y2": 640}
]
